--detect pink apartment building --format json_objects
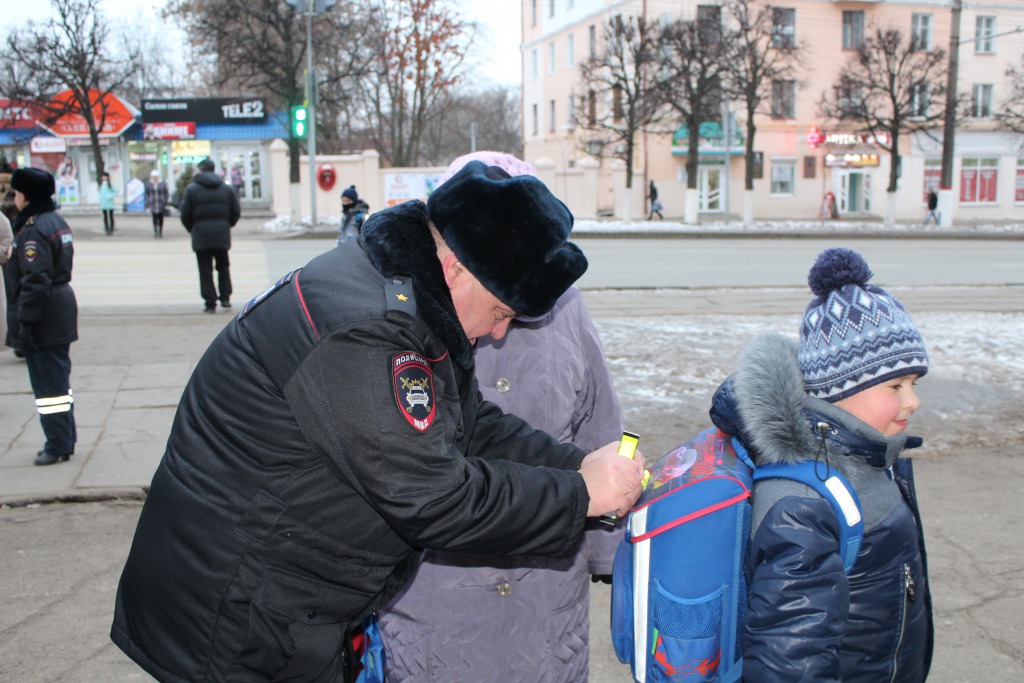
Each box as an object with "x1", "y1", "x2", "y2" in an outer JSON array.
[{"x1": 521, "y1": 0, "x2": 1024, "y2": 224}]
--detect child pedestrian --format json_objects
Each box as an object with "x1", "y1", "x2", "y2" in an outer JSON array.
[
  {"x1": 337, "y1": 185, "x2": 369, "y2": 244},
  {"x1": 709, "y1": 247, "x2": 933, "y2": 682},
  {"x1": 98, "y1": 173, "x2": 117, "y2": 235}
]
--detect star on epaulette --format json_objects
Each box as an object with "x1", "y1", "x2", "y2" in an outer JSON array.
[{"x1": 396, "y1": 293, "x2": 408, "y2": 302}]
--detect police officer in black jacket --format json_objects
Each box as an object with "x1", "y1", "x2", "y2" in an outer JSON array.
[
  {"x1": 111, "y1": 160, "x2": 645, "y2": 682},
  {"x1": 5, "y1": 168, "x2": 78, "y2": 465}
]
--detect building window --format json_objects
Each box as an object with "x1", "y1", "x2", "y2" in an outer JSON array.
[
  {"x1": 549, "y1": 0, "x2": 555, "y2": 18},
  {"x1": 911, "y1": 13, "x2": 932, "y2": 52},
  {"x1": 549, "y1": 42, "x2": 556, "y2": 73},
  {"x1": 567, "y1": 0, "x2": 574, "y2": 8},
  {"x1": 567, "y1": 33, "x2": 575, "y2": 66},
  {"x1": 589, "y1": 24, "x2": 596, "y2": 59},
  {"x1": 587, "y1": 90, "x2": 596, "y2": 124},
  {"x1": 975, "y1": 16, "x2": 996, "y2": 54},
  {"x1": 960, "y1": 157, "x2": 998, "y2": 203},
  {"x1": 697, "y1": 5, "x2": 721, "y2": 44},
  {"x1": 838, "y1": 79, "x2": 864, "y2": 115},
  {"x1": 549, "y1": 99, "x2": 556, "y2": 131},
  {"x1": 972, "y1": 84, "x2": 993, "y2": 118},
  {"x1": 531, "y1": 49, "x2": 538, "y2": 80},
  {"x1": 568, "y1": 94, "x2": 576, "y2": 125},
  {"x1": 771, "y1": 8, "x2": 796, "y2": 48},
  {"x1": 1016, "y1": 157, "x2": 1024, "y2": 203},
  {"x1": 532, "y1": 104, "x2": 538, "y2": 136},
  {"x1": 770, "y1": 160, "x2": 796, "y2": 195},
  {"x1": 923, "y1": 157, "x2": 941, "y2": 203},
  {"x1": 531, "y1": 0, "x2": 537, "y2": 27},
  {"x1": 911, "y1": 82, "x2": 930, "y2": 118},
  {"x1": 612, "y1": 85, "x2": 623, "y2": 122},
  {"x1": 771, "y1": 80, "x2": 795, "y2": 118},
  {"x1": 842, "y1": 11, "x2": 864, "y2": 50}
]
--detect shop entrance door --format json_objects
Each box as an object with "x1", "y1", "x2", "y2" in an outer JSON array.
[
  {"x1": 699, "y1": 165, "x2": 723, "y2": 212},
  {"x1": 215, "y1": 147, "x2": 264, "y2": 201},
  {"x1": 837, "y1": 170, "x2": 871, "y2": 213}
]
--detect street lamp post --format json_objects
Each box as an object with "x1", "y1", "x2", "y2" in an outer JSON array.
[{"x1": 938, "y1": 0, "x2": 962, "y2": 228}]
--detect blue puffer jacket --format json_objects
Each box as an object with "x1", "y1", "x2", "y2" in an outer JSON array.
[{"x1": 710, "y1": 333, "x2": 933, "y2": 683}]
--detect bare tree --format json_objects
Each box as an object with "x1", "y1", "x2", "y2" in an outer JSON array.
[
  {"x1": 421, "y1": 85, "x2": 523, "y2": 164},
  {"x1": 722, "y1": 0, "x2": 801, "y2": 225},
  {"x1": 113, "y1": 11, "x2": 190, "y2": 103},
  {"x1": 167, "y1": 0, "x2": 368, "y2": 180},
  {"x1": 996, "y1": 54, "x2": 1024, "y2": 132},
  {"x1": 656, "y1": 13, "x2": 731, "y2": 224},
  {"x1": 0, "y1": 0, "x2": 139, "y2": 186},
  {"x1": 575, "y1": 15, "x2": 663, "y2": 219},
  {"x1": 353, "y1": 0, "x2": 474, "y2": 167},
  {"x1": 819, "y1": 26, "x2": 947, "y2": 226}
]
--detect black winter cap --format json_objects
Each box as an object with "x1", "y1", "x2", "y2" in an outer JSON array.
[
  {"x1": 11, "y1": 167, "x2": 55, "y2": 201},
  {"x1": 426, "y1": 160, "x2": 587, "y2": 317}
]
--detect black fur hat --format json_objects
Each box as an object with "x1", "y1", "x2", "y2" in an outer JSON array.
[
  {"x1": 426, "y1": 160, "x2": 587, "y2": 317},
  {"x1": 10, "y1": 167, "x2": 55, "y2": 201}
]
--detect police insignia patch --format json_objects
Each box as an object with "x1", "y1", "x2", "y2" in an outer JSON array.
[
  {"x1": 22, "y1": 240, "x2": 38, "y2": 262},
  {"x1": 393, "y1": 351, "x2": 436, "y2": 432}
]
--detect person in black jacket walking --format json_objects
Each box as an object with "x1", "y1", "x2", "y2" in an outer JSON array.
[
  {"x1": 4, "y1": 168, "x2": 78, "y2": 466},
  {"x1": 178, "y1": 157, "x2": 241, "y2": 313}
]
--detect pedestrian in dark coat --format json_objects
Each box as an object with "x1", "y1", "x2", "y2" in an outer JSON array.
[
  {"x1": 924, "y1": 190, "x2": 939, "y2": 226},
  {"x1": 110, "y1": 160, "x2": 645, "y2": 683},
  {"x1": 144, "y1": 170, "x2": 168, "y2": 237},
  {"x1": 648, "y1": 180, "x2": 663, "y2": 220},
  {"x1": 178, "y1": 157, "x2": 241, "y2": 312},
  {"x1": 4, "y1": 168, "x2": 78, "y2": 466},
  {"x1": 337, "y1": 185, "x2": 370, "y2": 244},
  {"x1": 712, "y1": 248, "x2": 933, "y2": 682}
]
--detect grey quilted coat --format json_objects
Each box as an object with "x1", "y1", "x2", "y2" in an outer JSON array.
[{"x1": 379, "y1": 286, "x2": 624, "y2": 682}]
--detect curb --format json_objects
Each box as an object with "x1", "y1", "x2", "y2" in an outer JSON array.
[{"x1": 0, "y1": 487, "x2": 148, "y2": 509}]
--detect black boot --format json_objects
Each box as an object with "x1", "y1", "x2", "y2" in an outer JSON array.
[{"x1": 34, "y1": 450, "x2": 72, "y2": 466}]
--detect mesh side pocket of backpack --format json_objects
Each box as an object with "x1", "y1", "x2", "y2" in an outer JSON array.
[{"x1": 647, "y1": 578, "x2": 724, "y2": 683}]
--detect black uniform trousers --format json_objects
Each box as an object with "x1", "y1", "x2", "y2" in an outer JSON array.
[
  {"x1": 196, "y1": 249, "x2": 232, "y2": 308},
  {"x1": 25, "y1": 343, "x2": 76, "y2": 456}
]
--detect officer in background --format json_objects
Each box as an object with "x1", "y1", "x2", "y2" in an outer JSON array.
[
  {"x1": 111, "y1": 160, "x2": 645, "y2": 683},
  {"x1": 4, "y1": 168, "x2": 77, "y2": 466}
]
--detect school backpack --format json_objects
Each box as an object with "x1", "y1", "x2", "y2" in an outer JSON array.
[{"x1": 610, "y1": 426, "x2": 864, "y2": 683}]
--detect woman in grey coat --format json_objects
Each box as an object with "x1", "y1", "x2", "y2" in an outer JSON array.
[{"x1": 379, "y1": 153, "x2": 624, "y2": 683}]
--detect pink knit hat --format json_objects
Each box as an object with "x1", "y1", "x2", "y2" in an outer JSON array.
[{"x1": 438, "y1": 151, "x2": 537, "y2": 184}]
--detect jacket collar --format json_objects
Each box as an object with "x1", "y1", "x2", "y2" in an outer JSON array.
[
  {"x1": 11, "y1": 198, "x2": 57, "y2": 232},
  {"x1": 360, "y1": 200, "x2": 475, "y2": 370}
]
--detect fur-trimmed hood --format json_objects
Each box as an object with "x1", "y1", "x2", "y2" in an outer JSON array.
[
  {"x1": 711, "y1": 333, "x2": 920, "y2": 470},
  {"x1": 360, "y1": 200, "x2": 475, "y2": 369}
]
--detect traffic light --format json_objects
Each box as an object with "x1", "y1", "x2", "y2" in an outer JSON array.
[{"x1": 290, "y1": 105, "x2": 309, "y2": 139}]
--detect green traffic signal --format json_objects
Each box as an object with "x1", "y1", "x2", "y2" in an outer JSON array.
[{"x1": 291, "y1": 105, "x2": 309, "y2": 139}]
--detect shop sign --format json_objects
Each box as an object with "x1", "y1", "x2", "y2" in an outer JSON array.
[
  {"x1": 30, "y1": 137, "x2": 67, "y2": 153},
  {"x1": 0, "y1": 99, "x2": 39, "y2": 129},
  {"x1": 37, "y1": 89, "x2": 138, "y2": 138},
  {"x1": 825, "y1": 152, "x2": 880, "y2": 168},
  {"x1": 807, "y1": 127, "x2": 889, "y2": 149},
  {"x1": 142, "y1": 98, "x2": 267, "y2": 124},
  {"x1": 144, "y1": 122, "x2": 197, "y2": 140}
]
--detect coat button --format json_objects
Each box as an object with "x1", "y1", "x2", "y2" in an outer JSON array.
[
  {"x1": 496, "y1": 378, "x2": 511, "y2": 393},
  {"x1": 307, "y1": 610, "x2": 317, "y2": 619},
  {"x1": 497, "y1": 582, "x2": 512, "y2": 597}
]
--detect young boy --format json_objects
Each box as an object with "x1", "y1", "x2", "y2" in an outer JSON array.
[{"x1": 709, "y1": 247, "x2": 933, "y2": 682}]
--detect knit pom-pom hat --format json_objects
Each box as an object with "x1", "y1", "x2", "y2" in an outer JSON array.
[{"x1": 799, "y1": 247, "x2": 929, "y2": 402}]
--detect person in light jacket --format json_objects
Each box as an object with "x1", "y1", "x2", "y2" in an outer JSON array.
[
  {"x1": 379, "y1": 152, "x2": 625, "y2": 683},
  {"x1": 98, "y1": 173, "x2": 118, "y2": 235}
]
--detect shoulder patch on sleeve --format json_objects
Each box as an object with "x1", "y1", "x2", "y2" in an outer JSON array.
[
  {"x1": 393, "y1": 351, "x2": 436, "y2": 432},
  {"x1": 239, "y1": 270, "x2": 296, "y2": 319},
  {"x1": 21, "y1": 240, "x2": 38, "y2": 262}
]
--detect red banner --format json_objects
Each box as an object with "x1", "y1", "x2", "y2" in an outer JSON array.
[
  {"x1": 143, "y1": 121, "x2": 197, "y2": 140},
  {"x1": 37, "y1": 89, "x2": 137, "y2": 138}
]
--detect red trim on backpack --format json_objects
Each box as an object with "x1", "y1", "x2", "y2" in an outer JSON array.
[{"x1": 630, "y1": 475, "x2": 750, "y2": 543}]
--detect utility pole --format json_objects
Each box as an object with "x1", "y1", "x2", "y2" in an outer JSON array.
[
  {"x1": 306, "y1": 0, "x2": 317, "y2": 227},
  {"x1": 939, "y1": 0, "x2": 962, "y2": 228}
]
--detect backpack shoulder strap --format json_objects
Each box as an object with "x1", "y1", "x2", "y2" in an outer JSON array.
[{"x1": 753, "y1": 462, "x2": 864, "y2": 573}]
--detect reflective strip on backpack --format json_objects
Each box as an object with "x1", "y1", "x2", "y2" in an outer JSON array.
[{"x1": 630, "y1": 506, "x2": 650, "y2": 683}]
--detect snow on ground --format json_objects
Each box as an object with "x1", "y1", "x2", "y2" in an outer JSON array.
[{"x1": 263, "y1": 214, "x2": 1024, "y2": 235}]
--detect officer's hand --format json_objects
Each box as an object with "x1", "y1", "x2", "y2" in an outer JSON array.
[
  {"x1": 19, "y1": 322, "x2": 37, "y2": 354},
  {"x1": 579, "y1": 441, "x2": 645, "y2": 518}
]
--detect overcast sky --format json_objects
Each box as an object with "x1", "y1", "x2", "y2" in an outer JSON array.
[{"x1": 7, "y1": 0, "x2": 523, "y2": 88}]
